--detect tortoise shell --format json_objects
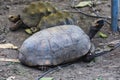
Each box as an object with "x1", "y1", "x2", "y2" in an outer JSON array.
[
  {"x1": 21, "y1": 1, "x2": 57, "y2": 28},
  {"x1": 19, "y1": 25, "x2": 91, "y2": 67}
]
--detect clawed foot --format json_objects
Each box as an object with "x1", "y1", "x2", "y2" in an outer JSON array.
[{"x1": 38, "y1": 66, "x2": 49, "y2": 71}]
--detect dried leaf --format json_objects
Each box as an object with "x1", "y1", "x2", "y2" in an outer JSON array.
[
  {"x1": 25, "y1": 28, "x2": 33, "y2": 34},
  {"x1": 0, "y1": 43, "x2": 18, "y2": 49},
  {"x1": 40, "y1": 77, "x2": 54, "y2": 80},
  {"x1": 98, "y1": 32, "x2": 108, "y2": 38},
  {"x1": 99, "y1": 39, "x2": 120, "y2": 46},
  {"x1": 74, "y1": 1, "x2": 92, "y2": 8},
  {"x1": 0, "y1": 58, "x2": 20, "y2": 62},
  {"x1": 107, "y1": 39, "x2": 120, "y2": 47}
]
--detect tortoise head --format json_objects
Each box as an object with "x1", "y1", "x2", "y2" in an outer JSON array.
[
  {"x1": 8, "y1": 15, "x2": 26, "y2": 31},
  {"x1": 88, "y1": 19, "x2": 105, "y2": 39},
  {"x1": 8, "y1": 15, "x2": 20, "y2": 23}
]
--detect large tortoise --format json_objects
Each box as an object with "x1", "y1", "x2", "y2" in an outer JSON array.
[
  {"x1": 8, "y1": 1, "x2": 74, "y2": 33},
  {"x1": 19, "y1": 20, "x2": 104, "y2": 68}
]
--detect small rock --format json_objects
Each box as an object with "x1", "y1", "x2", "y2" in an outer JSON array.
[
  {"x1": 6, "y1": 5, "x2": 11, "y2": 9},
  {"x1": 78, "y1": 71, "x2": 83, "y2": 75},
  {"x1": 6, "y1": 76, "x2": 15, "y2": 80}
]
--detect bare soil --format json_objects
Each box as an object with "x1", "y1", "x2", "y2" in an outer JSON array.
[{"x1": 0, "y1": 0, "x2": 120, "y2": 80}]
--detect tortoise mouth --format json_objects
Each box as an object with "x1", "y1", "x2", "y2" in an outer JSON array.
[{"x1": 9, "y1": 20, "x2": 23, "y2": 31}]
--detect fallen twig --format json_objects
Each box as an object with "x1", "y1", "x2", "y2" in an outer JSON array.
[
  {"x1": 63, "y1": 9, "x2": 120, "y2": 21},
  {"x1": 0, "y1": 58, "x2": 20, "y2": 62},
  {"x1": 36, "y1": 64, "x2": 71, "y2": 80},
  {"x1": 89, "y1": 6, "x2": 111, "y2": 25},
  {"x1": 0, "y1": 43, "x2": 18, "y2": 49}
]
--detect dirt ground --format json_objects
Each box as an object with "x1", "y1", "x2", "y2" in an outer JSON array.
[{"x1": 0, "y1": 0, "x2": 120, "y2": 80}]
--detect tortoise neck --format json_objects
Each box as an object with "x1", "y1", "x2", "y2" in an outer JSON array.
[{"x1": 88, "y1": 19, "x2": 104, "y2": 40}]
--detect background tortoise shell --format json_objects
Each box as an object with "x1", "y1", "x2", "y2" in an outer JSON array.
[
  {"x1": 21, "y1": 1, "x2": 57, "y2": 28},
  {"x1": 20, "y1": 1, "x2": 74, "y2": 29}
]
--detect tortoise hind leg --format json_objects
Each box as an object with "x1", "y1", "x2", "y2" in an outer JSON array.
[
  {"x1": 81, "y1": 52, "x2": 95, "y2": 62},
  {"x1": 82, "y1": 43, "x2": 95, "y2": 62}
]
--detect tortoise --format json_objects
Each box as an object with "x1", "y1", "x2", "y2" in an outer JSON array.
[
  {"x1": 8, "y1": 1, "x2": 74, "y2": 33},
  {"x1": 19, "y1": 19, "x2": 104, "y2": 68}
]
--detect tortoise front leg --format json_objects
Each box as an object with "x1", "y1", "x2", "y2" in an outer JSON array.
[{"x1": 25, "y1": 27, "x2": 40, "y2": 35}]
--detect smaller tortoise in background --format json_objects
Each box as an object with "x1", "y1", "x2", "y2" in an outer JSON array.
[{"x1": 8, "y1": 1, "x2": 75, "y2": 33}]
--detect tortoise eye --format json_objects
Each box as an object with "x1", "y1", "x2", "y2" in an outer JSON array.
[
  {"x1": 11, "y1": 16, "x2": 14, "y2": 18},
  {"x1": 9, "y1": 15, "x2": 14, "y2": 19}
]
